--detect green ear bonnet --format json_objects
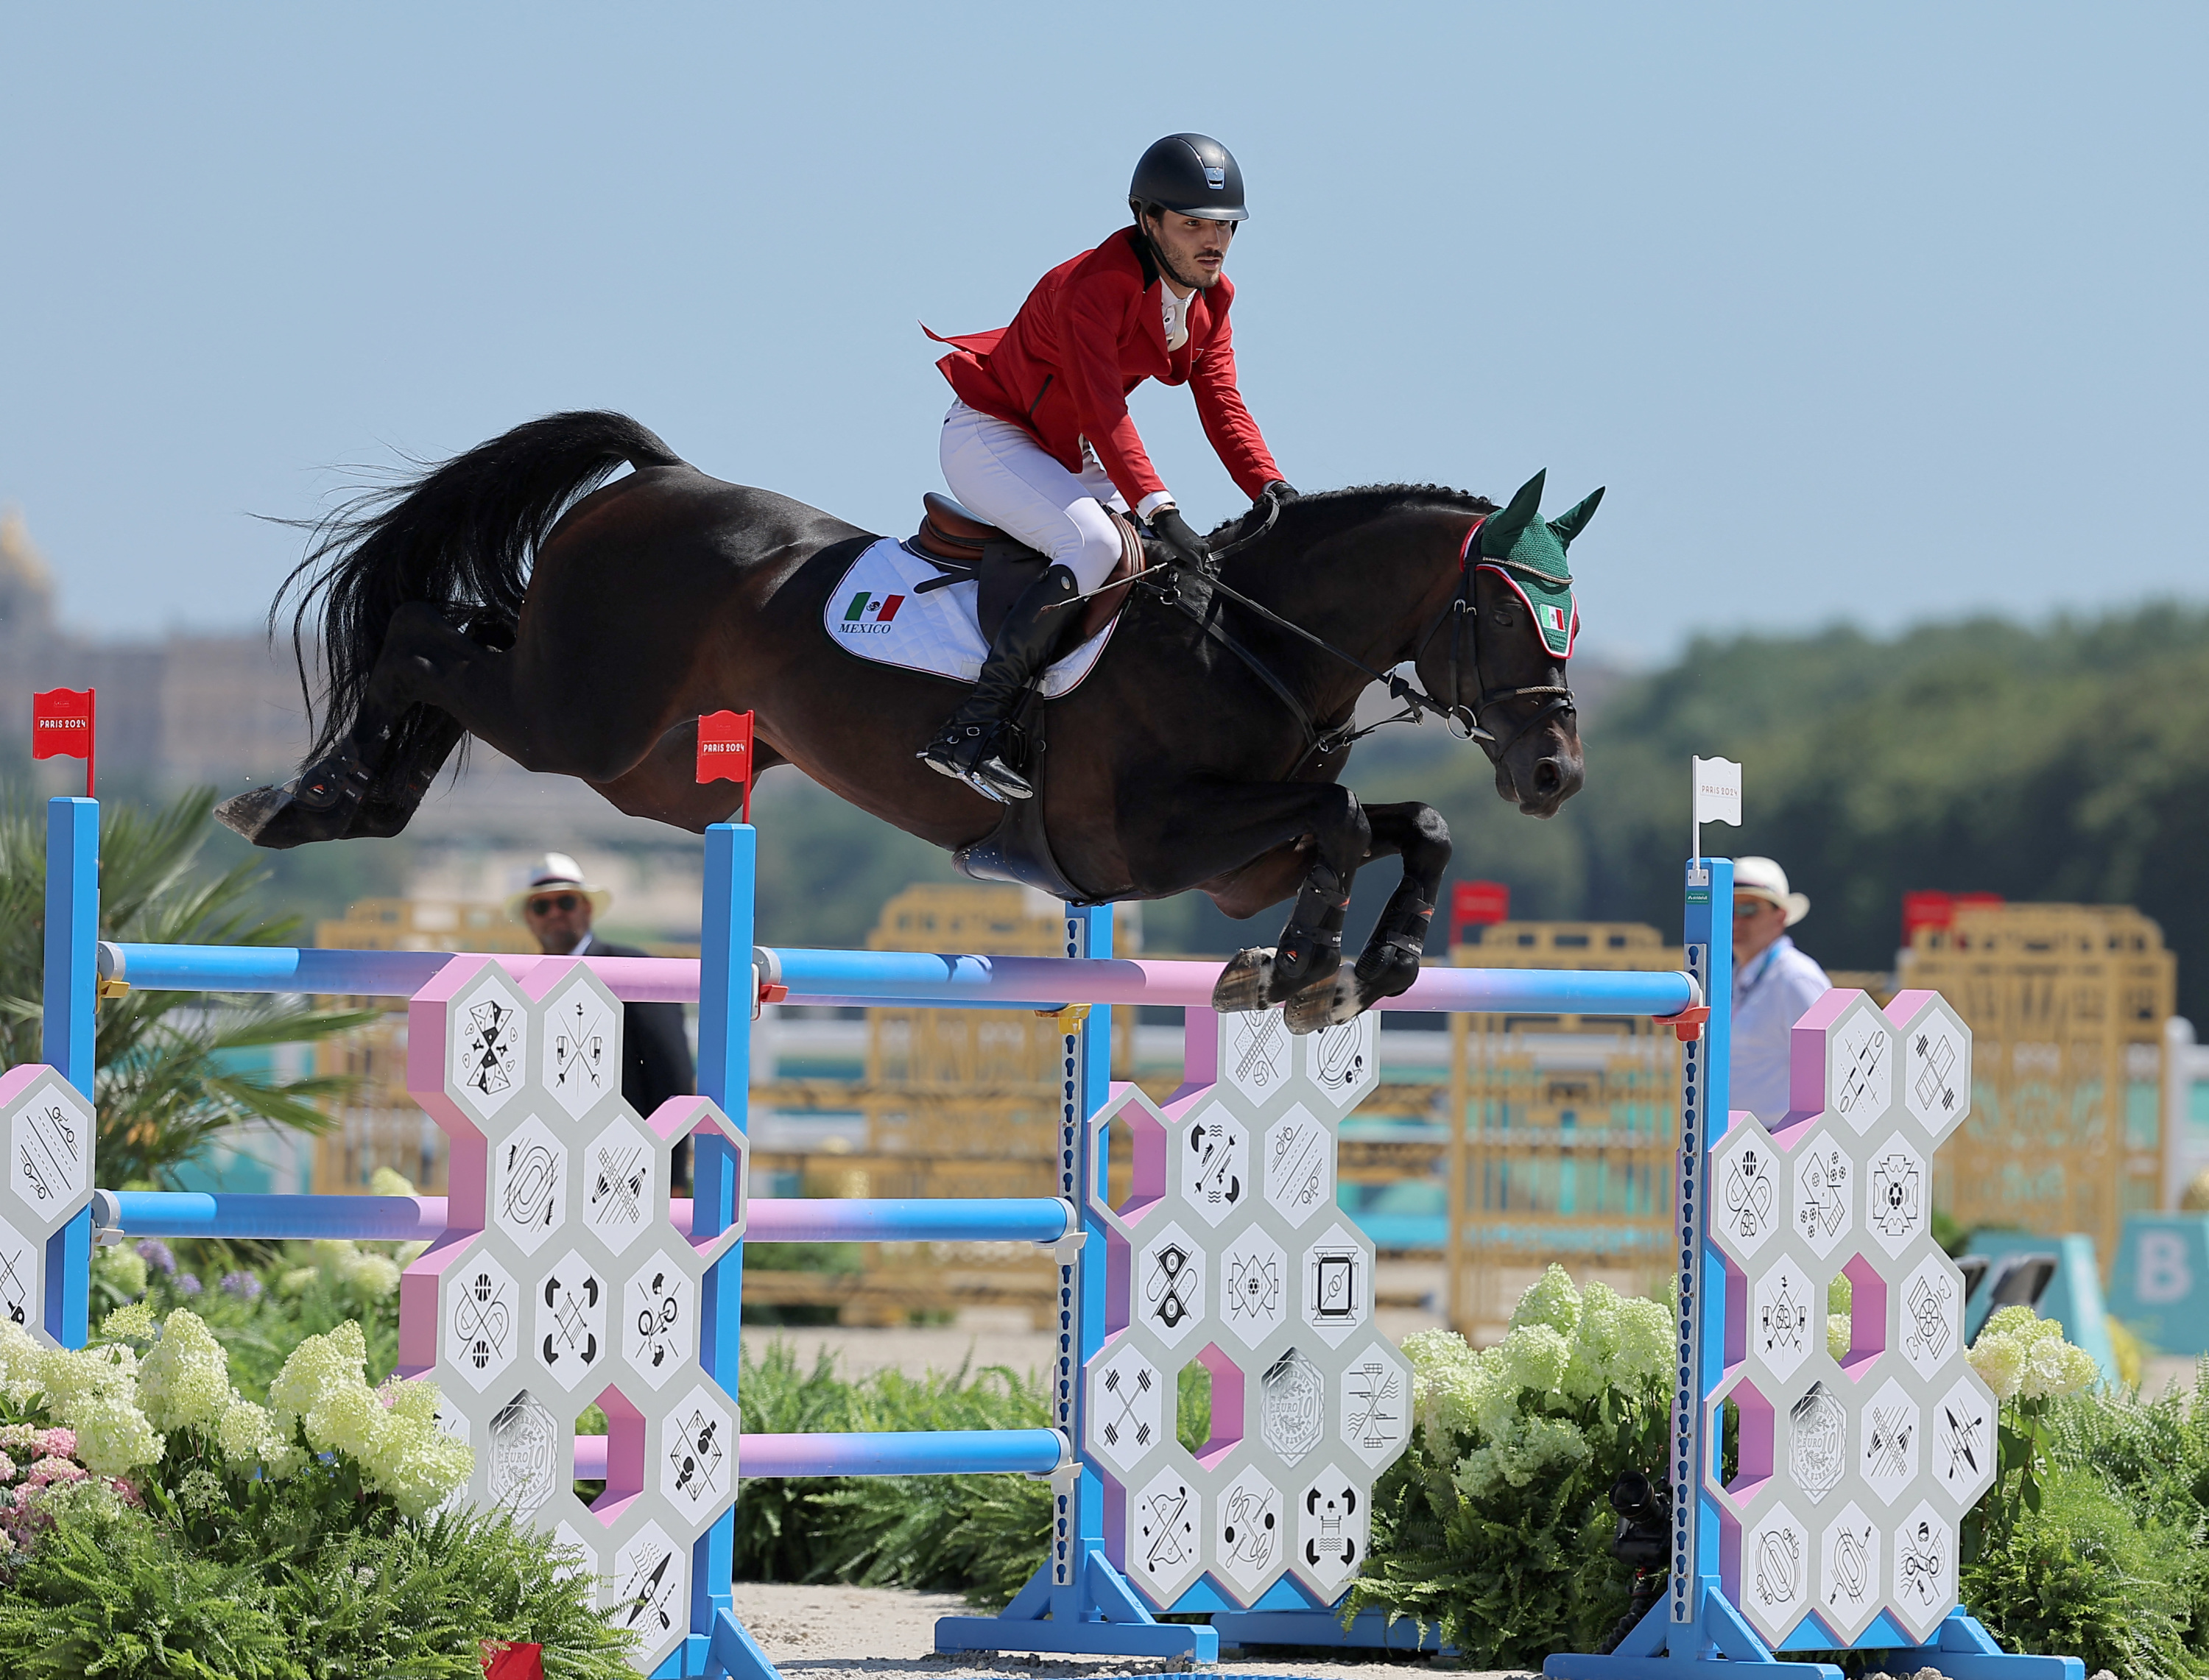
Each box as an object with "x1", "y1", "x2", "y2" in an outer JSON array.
[{"x1": 1467, "y1": 469, "x2": 1603, "y2": 659}]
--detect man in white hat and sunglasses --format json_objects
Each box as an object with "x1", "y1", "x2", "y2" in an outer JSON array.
[
  {"x1": 1730, "y1": 856, "x2": 1831, "y2": 1123},
  {"x1": 512, "y1": 853, "x2": 696, "y2": 1140}
]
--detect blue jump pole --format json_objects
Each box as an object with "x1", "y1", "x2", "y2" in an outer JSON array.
[
  {"x1": 94, "y1": 1190, "x2": 1074, "y2": 1247},
  {"x1": 102, "y1": 938, "x2": 1700, "y2": 1020},
  {"x1": 43, "y1": 797, "x2": 99, "y2": 1349},
  {"x1": 695, "y1": 822, "x2": 776, "y2": 1680}
]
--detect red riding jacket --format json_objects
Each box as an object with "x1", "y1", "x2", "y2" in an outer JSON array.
[{"x1": 929, "y1": 227, "x2": 1283, "y2": 511}]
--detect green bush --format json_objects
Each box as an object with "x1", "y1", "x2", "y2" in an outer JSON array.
[
  {"x1": 1963, "y1": 1463, "x2": 2205, "y2": 1680},
  {"x1": 1342, "y1": 1266, "x2": 1674, "y2": 1666},
  {"x1": 730, "y1": 1338, "x2": 1053, "y2": 1606},
  {"x1": 0, "y1": 1486, "x2": 636, "y2": 1679}
]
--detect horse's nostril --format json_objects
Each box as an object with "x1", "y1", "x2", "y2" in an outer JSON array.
[{"x1": 1533, "y1": 759, "x2": 1563, "y2": 794}]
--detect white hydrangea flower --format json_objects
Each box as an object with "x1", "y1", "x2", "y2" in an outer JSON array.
[
  {"x1": 1610, "y1": 1296, "x2": 1674, "y2": 1388},
  {"x1": 1492, "y1": 1323, "x2": 1571, "y2": 1400},
  {"x1": 1969, "y1": 1335, "x2": 2026, "y2": 1401},
  {"x1": 138, "y1": 1310, "x2": 233, "y2": 1433},
  {"x1": 2020, "y1": 1337, "x2": 2099, "y2": 1400},
  {"x1": 68, "y1": 1391, "x2": 163, "y2": 1477},
  {"x1": 1510, "y1": 1264, "x2": 1583, "y2": 1338},
  {"x1": 337, "y1": 1252, "x2": 401, "y2": 1300},
  {"x1": 217, "y1": 1398, "x2": 283, "y2": 1469}
]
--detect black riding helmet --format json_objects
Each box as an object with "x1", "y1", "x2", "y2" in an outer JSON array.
[{"x1": 1128, "y1": 133, "x2": 1248, "y2": 222}]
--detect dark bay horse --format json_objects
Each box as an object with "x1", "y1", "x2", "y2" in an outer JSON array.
[{"x1": 221, "y1": 412, "x2": 1593, "y2": 1027}]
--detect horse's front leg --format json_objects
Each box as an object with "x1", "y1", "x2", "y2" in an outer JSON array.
[
  {"x1": 1282, "y1": 801, "x2": 1452, "y2": 1033},
  {"x1": 1148, "y1": 781, "x2": 1371, "y2": 1014}
]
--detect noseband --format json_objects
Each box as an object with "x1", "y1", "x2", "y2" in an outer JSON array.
[{"x1": 1420, "y1": 517, "x2": 1578, "y2": 763}]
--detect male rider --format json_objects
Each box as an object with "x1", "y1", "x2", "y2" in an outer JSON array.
[{"x1": 919, "y1": 133, "x2": 1296, "y2": 802}]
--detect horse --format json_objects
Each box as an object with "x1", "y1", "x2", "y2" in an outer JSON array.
[{"x1": 220, "y1": 411, "x2": 1595, "y2": 1028}]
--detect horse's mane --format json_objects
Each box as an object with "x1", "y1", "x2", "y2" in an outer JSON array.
[{"x1": 1203, "y1": 482, "x2": 1501, "y2": 548}]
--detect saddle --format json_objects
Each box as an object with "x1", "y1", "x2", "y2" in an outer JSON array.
[{"x1": 911, "y1": 493, "x2": 1149, "y2": 647}]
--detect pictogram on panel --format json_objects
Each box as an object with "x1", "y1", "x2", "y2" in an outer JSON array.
[
  {"x1": 1708, "y1": 989, "x2": 1979, "y2": 1653},
  {"x1": 1084, "y1": 1006, "x2": 1403, "y2": 1612},
  {"x1": 399, "y1": 954, "x2": 745, "y2": 1676},
  {"x1": 0, "y1": 1065, "x2": 92, "y2": 1349}
]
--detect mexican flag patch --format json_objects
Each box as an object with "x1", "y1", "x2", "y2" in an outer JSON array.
[{"x1": 1479, "y1": 562, "x2": 1577, "y2": 660}]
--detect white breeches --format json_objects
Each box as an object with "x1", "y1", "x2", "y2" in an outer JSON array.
[{"x1": 940, "y1": 400, "x2": 1129, "y2": 593}]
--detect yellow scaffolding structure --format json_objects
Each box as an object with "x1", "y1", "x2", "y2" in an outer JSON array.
[
  {"x1": 1446, "y1": 921, "x2": 1684, "y2": 1343},
  {"x1": 1905, "y1": 903, "x2": 2177, "y2": 1278}
]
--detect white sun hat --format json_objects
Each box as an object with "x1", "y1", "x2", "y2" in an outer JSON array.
[
  {"x1": 1733, "y1": 856, "x2": 1809, "y2": 926},
  {"x1": 507, "y1": 852, "x2": 613, "y2": 921}
]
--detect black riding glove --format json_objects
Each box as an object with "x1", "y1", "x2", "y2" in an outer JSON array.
[
  {"x1": 1259, "y1": 479, "x2": 1297, "y2": 507},
  {"x1": 1148, "y1": 507, "x2": 1211, "y2": 573}
]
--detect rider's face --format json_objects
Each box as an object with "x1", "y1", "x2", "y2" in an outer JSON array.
[{"x1": 1145, "y1": 212, "x2": 1235, "y2": 292}]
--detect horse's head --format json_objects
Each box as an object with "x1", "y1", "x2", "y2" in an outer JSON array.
[{"x1": 1412, "y1": 468, "x2": 1597, "y2": 819}]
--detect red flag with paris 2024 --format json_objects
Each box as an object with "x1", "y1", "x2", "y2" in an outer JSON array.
[
  {"x1": 32, "y1": 687, "x2": 96, "y2": 796},
  {"x1": 696, "y1": 708, "x2": 755, "y2": 822}
]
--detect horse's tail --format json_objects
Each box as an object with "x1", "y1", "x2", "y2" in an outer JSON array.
[{"x1": 276, "y1": 409, "x2": 685, "y2": 765}]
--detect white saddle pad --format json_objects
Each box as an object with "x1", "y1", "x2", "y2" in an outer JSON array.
[{"x1": 822, "y1": 536, "x2": 1117, "y2": 696}]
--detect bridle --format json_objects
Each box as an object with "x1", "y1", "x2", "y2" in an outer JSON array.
[
  {"x1": 1418, "y1": 518, "x2": 1579, "y2": 760},
  {"x1": 1139, "y1": 506, "x2": 1577, "y2": 772}
]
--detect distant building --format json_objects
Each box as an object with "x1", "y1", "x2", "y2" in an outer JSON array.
[{"x1": 0, "y1": 506, "x2": 309, "y2": 786}]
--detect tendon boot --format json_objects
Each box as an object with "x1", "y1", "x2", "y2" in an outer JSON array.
[{"x1": 918, "y1": 563, "x2": 1079, "y2": 801}]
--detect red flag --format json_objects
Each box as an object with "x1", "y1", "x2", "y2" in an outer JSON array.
[
  {"x1": 697, "y1": 708, "x2": 755, "y2": 823},
  {"x1": 1449, "y1": 880, "x2": 1509, "y2": 945},
  {"x1": 1901, "y1": 889, "x2": 2003, "y2": 946},
  {"x1": 31, "y1": 688, "x2": 95, "y2": 796},
  {"x1": 479, "y1": 1641, "x2": 543, "y2": 1679}
]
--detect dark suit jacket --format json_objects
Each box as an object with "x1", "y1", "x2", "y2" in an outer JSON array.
[{"x1": 586, "y1": 939, "x2": 696, "y2": 1118}]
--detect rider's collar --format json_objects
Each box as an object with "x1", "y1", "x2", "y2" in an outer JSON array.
[{"x1": 1459, "y1": 517, "x2": 1577, "y2": 658}]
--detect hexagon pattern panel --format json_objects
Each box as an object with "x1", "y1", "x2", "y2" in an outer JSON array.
[
  {"x1": 0, "y1": 1065, "x2": 94, "y2": 1347},
  {"x1": 1082, "y1": 1010, "x2": 1407, "y2": 1612},
  {"x1": 1710, "y1": 989, "x2": 1987, "y2": 1650},
  {"x1": 398, "y1": 956, "x2": 748, "y2": 1675}
]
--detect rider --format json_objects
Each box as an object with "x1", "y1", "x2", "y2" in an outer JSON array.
[{"x1": 918, "y1": 133, "x2": 1297, "y2": 802}]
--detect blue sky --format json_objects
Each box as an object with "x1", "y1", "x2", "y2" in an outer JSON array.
[{"x1": 3, "y1": 4, "x2": 2202, "y2": 663}]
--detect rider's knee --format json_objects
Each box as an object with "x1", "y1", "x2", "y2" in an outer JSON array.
[{"x1": 1059, "y1": 506, "x2": 1125, "y2": 593}]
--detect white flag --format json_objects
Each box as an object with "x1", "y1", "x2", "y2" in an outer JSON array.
[{"x1": 1692, "y1": 756, "x2": 1743, "y2": 827}]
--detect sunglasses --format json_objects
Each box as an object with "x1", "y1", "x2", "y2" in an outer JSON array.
[{"x1": 526, "y1": 893, "x2": 582, "y2": 915}]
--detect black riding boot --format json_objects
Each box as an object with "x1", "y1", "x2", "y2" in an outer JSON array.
[{"x1": 918, "y1": 563, "x2": 1079, "y2": 802}]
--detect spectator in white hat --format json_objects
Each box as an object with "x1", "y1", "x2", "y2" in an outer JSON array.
[
  {"x1": 512, "y1": 853, "x2": 696, "y2": 1148},
  {"x1": 1730, "y1": 856, "x2": 1830, "y2": 1123}
]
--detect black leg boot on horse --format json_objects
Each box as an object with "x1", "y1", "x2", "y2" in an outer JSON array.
[{"x1": 917, "y1": 563, "x2": 1079, "y2": 802}]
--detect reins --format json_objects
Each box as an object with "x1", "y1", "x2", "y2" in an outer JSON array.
[
  {"x1": 1152, "y1": 513, "x2": 1576, "y2": 772},
  {"x1": 1026, "y1": 500, "x2": 1576, "y2": 772}
]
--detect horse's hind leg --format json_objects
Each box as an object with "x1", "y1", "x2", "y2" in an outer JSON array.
[
  {"x1": 1283, "y1": 802, "x2": 1451, "y2": 1033},
  {"x1": 224, "y1": 601, "x2": 688, "y2": 847}
]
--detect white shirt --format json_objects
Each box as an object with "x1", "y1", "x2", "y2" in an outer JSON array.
[
  {"x1": 1729, "y1": 933, "x2": 1832, "y2": 1123},
  {"x1": 1161, "y1": 282, "x2": 1195, "y2": 353}
]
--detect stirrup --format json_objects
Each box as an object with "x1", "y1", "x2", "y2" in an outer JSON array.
[{"x1": 918, "y1": 730, "x2": 1011, "y2": 805}]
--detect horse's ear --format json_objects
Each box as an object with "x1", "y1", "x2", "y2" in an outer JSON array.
[
  {"x1": 1547, "y1": 487, "x2": 1605, "y2": 547},
  {"x1": 1479, "y1": 469, "x2": 1547, "y2": 556}
]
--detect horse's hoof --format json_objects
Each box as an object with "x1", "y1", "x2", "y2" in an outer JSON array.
[
  {"x1": 213, "y1": 782, "x2": 352, "y2": 850},
  {"x1": 1285, "y1": 973, "x2": 1372, "y2": 1034},
  {"x1": 1212, "y1": 947, "x2": 1277, "y2": 1013},
  {"x1": 214, "y1": 785, "x2": 306, "y2": 847}
]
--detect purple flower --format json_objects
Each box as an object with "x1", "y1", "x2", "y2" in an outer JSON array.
[
  {"x1": 135, "y1": 1238, "x2": 176, "y2": 1277},
  {"x1": 175, "y1": 1273, "x2": 203, "y2": 1296},
  {"x1": 220, "y1": 1271, "x2": 262, "y2": 1302}
]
